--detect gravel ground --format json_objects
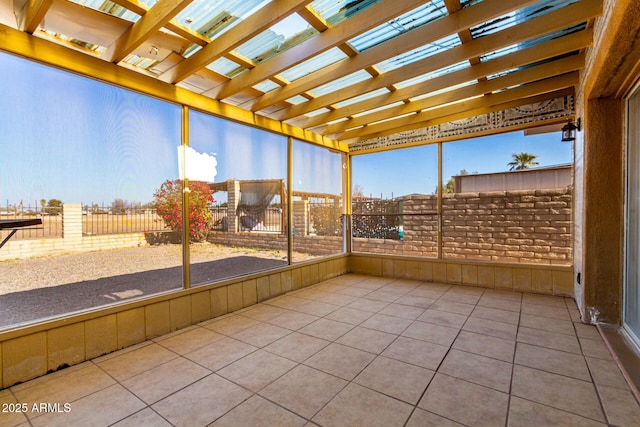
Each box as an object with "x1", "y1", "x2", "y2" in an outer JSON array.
[{"x1": 0, "y1": 244, "x2": 315, "y2": 328}]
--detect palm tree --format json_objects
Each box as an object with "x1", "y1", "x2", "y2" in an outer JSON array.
[{"x1": 508, "y1": 152, "x2": 539, "y2": 171}]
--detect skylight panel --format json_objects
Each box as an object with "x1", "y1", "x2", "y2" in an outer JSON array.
[
  {"x1": 375, "y1": 34, "x2": 460, "y2": 73},
  {"x1": 305, "y1": 108, "x2": 332, "y2": 117},
  {"x1": 69, "y1": 0, "x2": 140, "y2": 21},
  {"x1": 352, "y1": 101, "x2": 405, "y2": 118},
  {"x1": 394, "y1": 62, "x2": 470, "y2": 89},
  {"x1": 279, "y1": 47, "x2": 347, "y2": 82},
  {"x1": 349, "y1": 1, "x2": 447, "y2": 52},
  {"x1": 206, "y1": 57, "x2": 246, "y2": 79},
  {"x1": 409, "y1": 81, "x2": 476, "y2": 101},
  {"x1": 234, "y1": 13, "x2": 318, "y2": 65},
  {"x1": 310, "y1": 0, "x2": 382, "y2": 27},
  {"x1": 286, "y1": 95, "x2": 310, "y2": 105},
  {"x1": 253, "y1": 80, "x2": 281, "y2": 93},
  {"x1": 333, "y1": 88, "x2": 390, "y2": 109},
  {"x1": 310, "y1": 70, "x2": 372, "y2": 97},
  {"x1": 174, "y1": 0, "x2": 271, "y2": 41}
]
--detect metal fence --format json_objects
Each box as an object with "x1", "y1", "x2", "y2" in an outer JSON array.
[
  {"x1": 352, "y1": 199, "x2": 404, "y2": 240},
  {"x1": 1, "y1": 201, "x2": 61, "y2": 239},
  {"x1": 81, "y1": 203, "x2": 166, "y2": 235}
]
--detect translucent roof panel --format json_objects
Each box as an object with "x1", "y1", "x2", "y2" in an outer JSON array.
[
  {"x1": 310, "y1": 69, "x2": 372, "y2": 97},
  {"x1": 69, "y1": 0, "x2": 141, "y2": 21},
  {"x1": 233, "y1": 13, "x2": 318, "y2": 65},
  {"x1": 286, "y1": 95, "x2": 310, "y2": 105},
  {"x1": 470, "y1": 0, "x2": 578, "y2": 39},
  {"x1": 253, "y1": 80, "x2": 281, "y2": 93},
  {"x1": 333, "y1": 88, "x2": 390, "y2": 109},
  {"x1": 394, "y1": 61, "x2": 470, "y2": 89},
  {"x1": 279, "y1": 47, "x2": 348, "y2": 82},
  {"x1": 375, "y1": 34, "x2": 461, "y2": 73},
  {"x1": 349, "y1": 0, "x2": 448, "y2": 52},
  {"x1": 479, "y1": 22, "x2": 586, "y2": 62},
  {"x1": 206, "y1": 57, "x2": 246, "y2": 79},
  {"x1": 174, "y1": 0, "x2": 271, "y2": 41},
  {"x1": 310, "y1": 0, "x2": 382, "y2": 27}
]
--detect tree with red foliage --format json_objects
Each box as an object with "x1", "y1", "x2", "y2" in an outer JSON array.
[{"x1": 154, "y1": 180, "x2": 214, "y2": 242}]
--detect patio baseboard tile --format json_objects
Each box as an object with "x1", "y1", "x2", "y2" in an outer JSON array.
[
  {"x1": 514, "y1": 342, "x2": 591, "y2": 381},
  {"x1": 439, "y1": 349, "x2": 513, "y2": 393},
  {"x1": 418, "y1": 373, "x2": 509, "y2": 427},
  {"x1": 151, "y1": 374, "x2": 251, "y2": 427},
  {"x1": 212, "y1": 395, "x2": 306, "y2": 427},
  {"x1": 259, "y1": 364, "x2": 347, "y2": 419},
  {"x1": 31, "y1": 384, "x2": 145, "y2": 427},
  {"x1": 312, "y1": 382, "x2": 413, "y2": 427},
  {"x1": 405, "y1": 408, "x2": 465, "y2": 427},
  {"x1": 508, "y1": 396, "x2": 606, "y2": 427},
  {"x1": 511, "y1": 365, "x2": 606, "y2": 423}
]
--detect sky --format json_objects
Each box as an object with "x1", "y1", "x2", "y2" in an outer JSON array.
[{"x1": 1, "y1": 50, "x2": 571, "y2": 208}]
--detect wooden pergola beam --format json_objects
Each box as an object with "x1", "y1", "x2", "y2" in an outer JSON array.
[{"x1": 18, "y1": 0, "x2": 53, "y2": 33}]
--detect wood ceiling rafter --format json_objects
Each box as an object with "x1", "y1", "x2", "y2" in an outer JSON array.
[
  {"x1": 18, "y1": 0, "x2": 53, "y2": 33},
  {"x1": 276, "y1": 0, "x2": 599, "y2": 126},
  {"x1": 249, "y1": 0, "x2": 545, "y2": 113},
  {"x1": 215, "y1": 0, "x2": 428, "y2": 103},
  {"x1": 294, "y1": 27, "x2": 593, "y2": 130},
  {"x1": 339, "y1": 73, "x2": 579, "y2": 141}
]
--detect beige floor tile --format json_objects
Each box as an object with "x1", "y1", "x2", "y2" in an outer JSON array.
[
  {"x1": 517, "y1": 326, "x2": 582, "y2": 354},
  {"x1": 336, "y1": 326, "x2": 397, "y2": 354},
  {"x1": 185, "y1": 337, "x2": 257, "y2": 371},
  {"x1": 155, "y1": 326, "x2": 224, "y2": 354},
  {"x1": 366, "y1": 290, "x2": 404, "y2": 303},
  {"x1": 259, "y1": 365, "x2": 347, "y2": 419},
  {"x1": 405, "y1": 408, "x2": 465, "y2": 427},
  {"x1": 439, "y1": 349, "x2": 512, "y2": 393},
  {"x1": 96, "y1": 343, "x2": 178, "y2": 381},
  {"x1": 313, "y1": 383, "x2": 413, "y2": 427},
  {"x1": 511, "y1": 365, "x2": 605, "y2": 423},
  {"x1": 508, "y1": 396, "x2": 606, "y2": 427},
  {"x1": 402, "y1": 321, "x2": 459, "y2": 347},
  {"x1": 360, "y1": 313, "x2": 413, "y2": 335},
  {"x1": 0, "y1": 389, "x2": 29, "y2": 426},
  {"x1": 212, "y1": 395, "x2": 306, "y2": 427},
  {"x1": 521, "y1": 303, "x2": 570, "y2": 320},
  {"x1": 298, "y1": 318, "x2": 354, "y2": 341},
  {"x1": 417, "y1": 309, "x2": 468, "y2": 329},
  {"x1": 31, "y1": 384, "x2": 145, "y2": 427},
  {"x1": 382, "y1": 336, "x2": 449, "y2": 370},
  {"x1": 379, "y1": 303, "x2": 425, "y2": 320},
  {"x1": 520, "y1": 313, "x2": 575, "y2": 335},
  {"x1": 111, "y1": 408, "x2": 172, "y2": 426},
  {"x1": 314, "y1": 292, "x2": 358, "y2": 306},
  {"x1": 522, "y1": 293, "x2": 567, "y2": 308},
  {"x1": 394, "y1": 294, "x2": 437, "y2": 308},
  {"x1": 334, "y1": 286, "x2": 374, "y2": 298},
  {"x1": 452, "y1": 330, "x2": 515, "y2": 362},
  {"x1": 471, "y1": 305, "x2": 520, "y2": 325},
  {"x1": 515, "y1": 342, "x2": 591, "y2": 381},
  {"x1": 354, "y1": 356, "x2": 434, "y2": 404},
  {"x1": 586, "y1": 356, "x2": 631, "y2": 389},
  {"x1": 324, "y1": 306, "x2": 373, "y2": 325},
  {"x1": 266, "y1": 296, "x2": 310, "y2": 311},
  {"x1": 12, "y1": 363, "x2": 115, "y2": 409},
  {"x1": 352, "y1": 279, "x2": 392, "y2": 290},
  {"x1": 430, "y1": 299, "x2": 475, "y2": 316},
  {"x1": 238, "y1": 304, "x2": 288, "y2": 322},
  {"x1": 440, "y1": 291, "x2": 481, "y2": 305},
  {"x1": 580, "y1": 337, "x2": 613, "y2": 360},
  {"x1": 574, "y1": 322, "x2": 602, "y2": 340},
  {"x1": 482, "y1": 289, "x2": 522, "y2": 302},
  {"x1": 152, "y1": 374, "x2": 251, "y2": 427},
  {"x1": 121, "y1": 357, "x2": 210, "y2": 404},
  {"x1": 346, "y1": 298, "x2": 390, "y2": 313},
  {"x1": 477, "y1": 295, "x2": 522, "y2": 312},
  {"x1": 264, "y1": 332, "x2": 330, "y2": 363},
  {"x1": 409, "y1": 287, "x2": 448, "y2": 300},
  {"x1": 201, "y1": 314, "x2": 261, "y2": 335},
  {"x1": 293, "y1": 300, "x2": 339, "y2": 317},
  {"x1": 463, "y1": 316, "x2": 518, "y2": 340},
  {"x1": 266, "y1": 310, "x2": 319, "y2": 331},
  {"x1": 419, "y1": 373, "x2": 509, "y2": 427},
  {"x1": 596, "y1": 383, "x2": 640, "y2": 426},
  {"x1": 304, "y1": 343, "x2": 375, "y2": 381},
  {"x1": 231, "y1": 322, "x2": 291, "y2": 348},
  {"x1": 217, "y1": 349, "x2": 297, "y2": 392}
]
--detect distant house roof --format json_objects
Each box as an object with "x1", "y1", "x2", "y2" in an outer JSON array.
[{"x1": 453, "y1": 164, "x2": 572, "y2": 192}]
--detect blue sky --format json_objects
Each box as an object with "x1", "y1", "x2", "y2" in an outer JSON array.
[{"x1": 1, "y1": 51, "x2": 571, "y2": 207}]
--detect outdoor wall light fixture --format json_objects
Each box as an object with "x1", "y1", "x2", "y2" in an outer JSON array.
[{"x1": 561, "y1": 118, "x2": 581, "y2": 142}]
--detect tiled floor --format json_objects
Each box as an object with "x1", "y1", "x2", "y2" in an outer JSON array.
[{"x1": 2, "y1": 274, "x2": 640, "y2": 426}]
